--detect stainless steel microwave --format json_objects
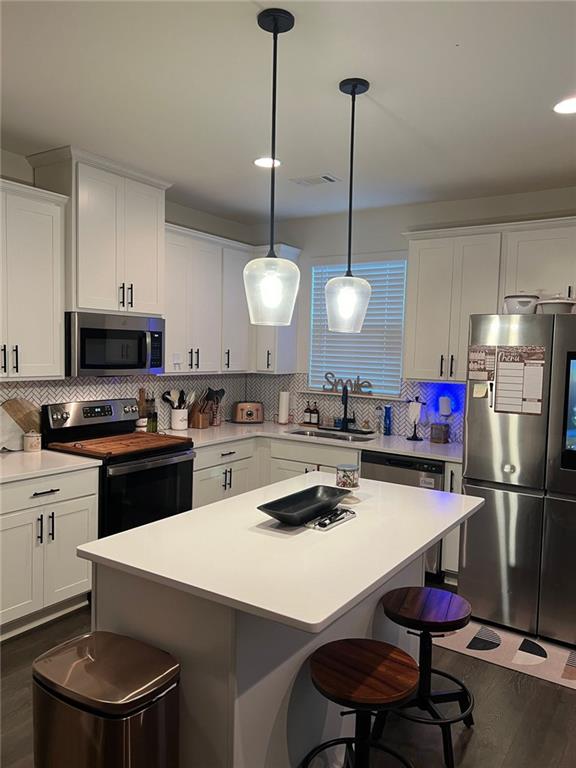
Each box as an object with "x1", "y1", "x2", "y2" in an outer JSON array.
[{"x1": 66, "y1": 312, "x2": 165, "y2": 377}]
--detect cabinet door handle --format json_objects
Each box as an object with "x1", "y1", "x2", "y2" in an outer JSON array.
[
  {"x1": 13, "y1": 344, "x2": 19, "y2": 373},
  {"x1": 37, "y1": 515, "x2": 44, "y2": 544},
  {"x1": 266, "y1": 350, "x2": 271, "y2": 370},
  {"x1": 439, "y1": 354, "x2": 444, "y2": 377},
  {"x1": 229, "y1": 467, "x2": 233, "y2": 490},
  {"x1": 119, "y1": 283, "x2": 126, "y2": 307},
  {"x1": 222, "y1": 468, "x2": 228, "y2": 489},
  {"x1": 32, "y1": 488, "x2": 60, "y2": 497},
  {"x1": 221, "y1": 451, "x2": 236, "y2": 457},
  {"x1": 225, "y1": 349, "x2": 230, "y2": 369},
  {"x1": 449, "y1": 354, "x2": 455, "y2": 378},
  {"x1": 195, "y1": 349, "x2": 200, "y2": 369},
  {"x1": 128, "y1": 283, "x2": 134, "y2": 308},
  {"x1": 48, "y1": 511, "x2": 55, "y2": 541},
  {"x1": 568, "y1": 285, "x2": 573, "y2": 299},
  {"x1": 1, "y1": 344, "x2": 6, "y2": 373},
  {"x1": 449, "y1": 470, "x2": 455, "y2": 493},
  {"x1": 188, "y1": 349, "x2": 193, "y2": 369}
]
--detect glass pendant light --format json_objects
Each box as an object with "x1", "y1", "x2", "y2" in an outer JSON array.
[
  {"x1": 244, "y1": 8, "x2": 300, "y2": 326},
  {"x1": 325, "y1": 78, "x2": 372, "y2": 333}
]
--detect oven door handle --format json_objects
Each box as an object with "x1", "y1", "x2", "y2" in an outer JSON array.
[{"x1": 106, "y1": 449, "x2": 195, "y2": 477}]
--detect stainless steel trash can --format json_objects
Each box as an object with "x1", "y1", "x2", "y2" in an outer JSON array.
[{"x1": 33, "y1": 631, "x2": 180, "y2": 768}]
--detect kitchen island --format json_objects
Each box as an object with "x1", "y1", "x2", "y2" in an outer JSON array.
[{"x1": 78, "y1": 472, "x2": 483, "y2": 768}]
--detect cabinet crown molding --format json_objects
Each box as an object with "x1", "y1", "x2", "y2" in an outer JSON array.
[
  {"x1": 165, "y1": 222, "x2": 254, "y2": 251},
  {"x1": 404, "y1": 216, "x2": 576, "y2": 240},
  {"x1": 26, "y1": 145, "x2": 172, "y2": 190},
  {"x1": 0, "y1": 178, "x2": 68, "y2": 205}
]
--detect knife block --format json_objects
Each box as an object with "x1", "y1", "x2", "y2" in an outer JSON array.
[{"x1": 189, "y1": 412, "x2": 211, "y2": 429}]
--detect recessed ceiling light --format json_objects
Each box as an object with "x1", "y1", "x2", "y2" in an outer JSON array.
[
  {"x1": 553, "y1": 96, "x2": 576, "y2": 114},
  {"x1": 254, "y1": 157, "x2": 281, "y2": 168}
]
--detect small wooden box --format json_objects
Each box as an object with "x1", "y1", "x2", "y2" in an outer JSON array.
[
  {"x1": 189, "y1": 412, "x2": 211, "y2": 429},
  {"x1": 430, "y1": 423, "x2": 450, "y2": 444}
]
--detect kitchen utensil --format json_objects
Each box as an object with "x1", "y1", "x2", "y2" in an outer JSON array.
[
  {"x1": 535, "y1": 294, "x2": 576, "y2": 314},
  {"x1": 258, "y1": 485, "x2": 351, "y2": 526},
  {"x1": 178, "y1": 390, "x2": 186, "y2": 409},
  {"x1": 502, "y1": 293, "x2": 539, "y2": 314},
  {"x1": 1, "y1": 398, "x2": 40, "y2": 451},
  {"x1": 306, "y1": 507, "x2": 356, "y2": 531},
  {"x1": 185, "y1": 391, "x2": 196, "y2": 408},
  {"x1": 231, "y1": 402, "x2": 264, "y2": 423}
]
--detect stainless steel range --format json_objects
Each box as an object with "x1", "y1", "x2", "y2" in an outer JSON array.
[
  {"x1": 461, "y1": 314, "x2": 576, "y2": 644},
  {"x1": 42, "y1": 399, "x2": 194, "y2": 538}
]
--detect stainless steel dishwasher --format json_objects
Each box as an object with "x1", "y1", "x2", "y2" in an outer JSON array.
[{"x1": 360, "y1": 451, "x2": 445, "y2": 576}]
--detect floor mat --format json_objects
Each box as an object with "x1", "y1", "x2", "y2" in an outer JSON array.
[{"x1": 434, "y1": 621, "x2": 576, "y2": 690}]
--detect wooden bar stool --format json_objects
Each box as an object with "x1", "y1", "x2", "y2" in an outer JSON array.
[
  {"x1": 301, "y1": 638, "x2": 418, "y2": 768},
  {"x1": 373, "y1": 587, "x2": 474, "y2": 768}
]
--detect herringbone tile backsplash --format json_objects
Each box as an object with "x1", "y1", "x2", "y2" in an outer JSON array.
[{"x1": 1, "y1": 372, "x2": 465, "y2": 442}]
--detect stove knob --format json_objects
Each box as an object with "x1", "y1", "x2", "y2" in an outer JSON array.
[
  {"x1": 124, "y1": 405, "x2": 131, "y2": 413},
  {"x1": 131, "y1": 405, "x2": 138, "y2": 413},
  {"x1": 52, "y1": 413, "x2": 61, "y2": 421},
  {"x1": 62, "y1": 412, "x2": 70, "y2": 421}
]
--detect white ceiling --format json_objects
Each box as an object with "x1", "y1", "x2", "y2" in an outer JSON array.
[{"x1": 2, "y1": 1, "x2": 576, "y2": 224}]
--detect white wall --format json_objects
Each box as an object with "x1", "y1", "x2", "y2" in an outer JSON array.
[
  {"x1": 165, "y1": 199, "x2": 258, "y2": 244},
  {"x1": 1, "y1": 149, "x2": 33, "y2": 184},
  {"x1": 274, "y1": 185, "x2": 576, "y2": 371}
]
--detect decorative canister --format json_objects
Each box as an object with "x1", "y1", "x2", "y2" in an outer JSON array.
[
  {"x1": 23, "y1": 431, "x2": 42, "y2": 452},
  {"x1": 170, "y1": 409, "x2": 188, "y2": 431},
  {"x1": 336, "y1": 464, "x2": 360, "y2": 489}
]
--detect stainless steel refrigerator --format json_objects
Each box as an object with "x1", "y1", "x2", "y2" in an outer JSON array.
[{"x1": 460, "y1": 313, "x2": 576, "y2": 644}]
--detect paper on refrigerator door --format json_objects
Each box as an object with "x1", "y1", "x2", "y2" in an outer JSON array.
[
  {"x1": 494, "y1": 346, "x2": 546, "y2": 415},
  {"x1": 468, "y1": 345, "x2": 496, "y2": 381}
]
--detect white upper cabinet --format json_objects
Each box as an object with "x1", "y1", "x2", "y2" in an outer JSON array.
[
  {"x1": 77, "y1": 164, "x2": 124, "y2": 312},
  {"x1": 502, "y1": 225, "x2": 576, "y2": 300},
  {"x1": 165, "y1": 229, "x2": 192, "y2": 374},
  {"x1": 1, "y1": 181, "x2": 66, "y2": 380},
  {"x1": 222, "y1": 248, "x2": 252, "y2": 372},
  {"x1": 188, "y1": 237, "x2": 222, "y2": 373},
  {"x1": 404, "y1": 233, "x2": 501, "y2": 381},
  {"x1": 28, "y1": 146, "x2": 170, "y2": 315},
  {"x1": 124, "y1": 179, "x2": 165, "y2": 315}
]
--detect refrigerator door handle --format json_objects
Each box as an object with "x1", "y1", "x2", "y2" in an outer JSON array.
[{"x1": 488, "y1": 381, "x2": 494, "y2": 409}]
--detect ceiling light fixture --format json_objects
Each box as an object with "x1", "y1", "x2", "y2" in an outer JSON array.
[
  {"x1": 325, "y1": 78, "x2": 372, "y2": 333},
  {"x1": 553, "y1": 96, "x2": 576, "y2": 114},
  {"x1": 254, "y1": 157, "x2": 281, "y2": 168},
  {"x1": 243, "y1": 8, "x2": 300, "y2": 326}
]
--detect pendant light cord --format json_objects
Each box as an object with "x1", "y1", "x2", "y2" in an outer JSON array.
[
  {"x1": 268, "y1": 27, "x2": 278, "y2": 258},
  {"x1": 346, "y1": 85, "x2": 357, "y2": 277}
]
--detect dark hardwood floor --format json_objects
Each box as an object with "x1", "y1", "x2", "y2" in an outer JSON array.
[
  {"x1": 1, "y1": 609, "x2": 575, "y2": 767},
  {"x1": 1, "y1": 608, "x2": 90, "y2": 768}
]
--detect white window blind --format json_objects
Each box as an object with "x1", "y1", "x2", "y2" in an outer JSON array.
[{"x1": 309, "y1": 260, "x2": 407, "y2": 396}]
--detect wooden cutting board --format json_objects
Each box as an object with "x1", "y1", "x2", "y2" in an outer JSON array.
[
  {"x1": 48, "y1": 432, "x2": 193, "y2": 459},
  {"x1": 0, "y1": 398, "x2": 40, "y2": 450}
]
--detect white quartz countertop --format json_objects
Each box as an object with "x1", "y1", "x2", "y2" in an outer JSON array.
[
  {"x1": 165, "y1": 421, "x2": 463, "y2": 463},
  {"x1": 0, "y1": 450, "x2": 101, "y2": 484},
  {"x1": 78, "y1": 471, "x2": 482, "y2": 632}
]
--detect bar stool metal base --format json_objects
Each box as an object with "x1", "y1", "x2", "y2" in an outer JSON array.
[
  {"x1": 372, "y1": 631, "x2": 474, "y2": 768},
  {"x1": 301, "y1": 710, "x2": 414, "y2": 768}
]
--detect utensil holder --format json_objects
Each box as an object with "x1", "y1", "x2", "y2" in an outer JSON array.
[{"x1": 171, "y1": 409, "x2": 188, "y2": 431}]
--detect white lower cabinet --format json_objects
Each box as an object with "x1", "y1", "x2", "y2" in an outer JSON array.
[
  {"x1": 43, "y1": 496, "x2": 97, "y2": 607},
  {"x1": 269, "y1": 459, "x2": 318, "y2": 483},
  {"x1": 0, "y1": 469, "x2": 98, "y2": 627},
  {"x1": 442, "y1": 462, "x2": 463, "y2": 574},
  {"x1": 193, "y1": 454, "x2": 258, "y2": 508},
  {"x1": 0, "y1": 508, "x2": 44, "y2": 624}
]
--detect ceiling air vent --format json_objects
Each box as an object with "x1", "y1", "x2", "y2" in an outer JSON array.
[{"x1": 290, "y1": 173, "x2": 342, "y2": 187}]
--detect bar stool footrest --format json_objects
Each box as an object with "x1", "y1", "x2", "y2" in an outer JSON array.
[
  {"x1": 396, "y1": 668, "x2": 474, "y2": 727},
  {"x1": 300, "y1": 736, "x2": 415, "y2": 768}
]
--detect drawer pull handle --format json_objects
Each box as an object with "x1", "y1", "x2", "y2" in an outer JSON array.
[
  {"x1": 221, "y1": 451, "x2": 236, "y2": 457},
  {"x1": 32, "y1": 488, "x2": 60, "y2": 497}
]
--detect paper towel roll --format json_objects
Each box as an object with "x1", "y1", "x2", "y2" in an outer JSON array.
[{"x1": 278, "y1": 391, "x2": 290, "y2": 424}]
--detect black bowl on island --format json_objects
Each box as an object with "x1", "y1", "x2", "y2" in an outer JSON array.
[{"x1": 258, "y1": 485, "x2": 351, "y2": 526}]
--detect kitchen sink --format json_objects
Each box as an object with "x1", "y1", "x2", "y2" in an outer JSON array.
[{"x1": 288, "y1": 429, "x2": 375, "y2": 443}]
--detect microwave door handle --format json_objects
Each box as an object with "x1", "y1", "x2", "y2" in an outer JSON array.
[
  {"x1": 107, "y1": 450, "x2": 195, "y2": 477},
  {"x1": 145, "y1": 332, "x2": 152, "y2": 370}
]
